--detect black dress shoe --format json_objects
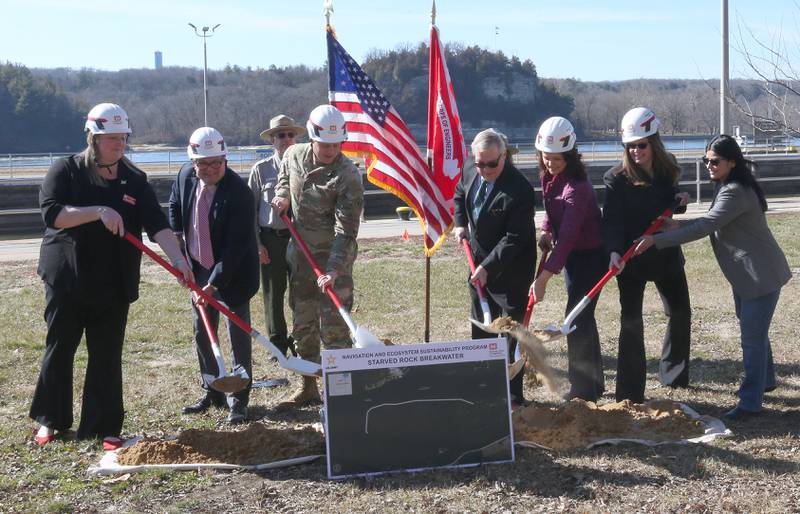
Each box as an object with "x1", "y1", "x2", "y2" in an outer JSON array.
[
  {"x1": 723, "y1": 406, "x2": 761, "y2": 421},
  {"x1": 182, "y1": 394, "x2": 225, "y2": 415},
  {"x1": 226, "y1": 403, "x2": 248, "y2": 425}
]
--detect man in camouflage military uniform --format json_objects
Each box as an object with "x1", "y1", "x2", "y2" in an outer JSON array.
[{"x1": 272, "y1": 104, "x2": 364, "y2": 408}]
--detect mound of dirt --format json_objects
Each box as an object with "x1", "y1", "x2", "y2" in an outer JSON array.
[
  {"x1": 513, "y1": 399, "x2": 705, "y2": 450},
  {"x1": 117, "y1": 424, "x2": 324, "y2": 466}
]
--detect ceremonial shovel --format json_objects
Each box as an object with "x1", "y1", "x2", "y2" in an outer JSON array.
[
  {"x1": 280, "y1": 214, "x2": 384, "y2": 349},
  {"x1": 124, "y1": 233, "x2": 321, "y2": 377},
  {"x1": 545, "y1": 198, "x2": 682, "y2": 335},
  {"x1": 194, "y1": 297, "x2": 250, "y2": 394},
  {"x1": 461, "y1": 239, "x2": 493, "y2": 327}
]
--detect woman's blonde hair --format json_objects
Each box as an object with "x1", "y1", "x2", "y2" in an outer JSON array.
[{"x1": 81, "y1": 132, "x2": 140, "y2": 186}]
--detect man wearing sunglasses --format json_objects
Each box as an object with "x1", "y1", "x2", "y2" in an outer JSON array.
[
  {"x1": 453, "y1": 128, "x2": 537, "y2": 409},
  {"x1": 248, "y1": 115, "x2": 306, "y2": 361},
  {"x1": 169, "y1": 127, "x2": 260, "y2": 424}
]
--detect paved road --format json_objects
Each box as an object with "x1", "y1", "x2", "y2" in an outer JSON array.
[{"x1": 3, "y1": 196, "x2": 800, "y2": 262}]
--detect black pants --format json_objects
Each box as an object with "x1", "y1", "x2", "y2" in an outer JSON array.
[
  {"x1": 615, "y1": 268, "x2": 691, "y2": 403},
  {"x1": 258, "y1": 227, "x2": 291, "y2": 355},
  {"x1": 469, "y1": 284, "x2": 526, "y2": 402},
  {"x1": 29, "y1": 284, "x2": 129, "y2": 439},
  {"x1": 191, "y1": 262, "x2": 252, "y2": 408},
  {"x1": 564, "y1": 247, "x2": 607, "y2": 402}
]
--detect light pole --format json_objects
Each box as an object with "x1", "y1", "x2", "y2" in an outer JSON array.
[{"x1": 188, "y1": 22, "x2": 221, "y2": 127}]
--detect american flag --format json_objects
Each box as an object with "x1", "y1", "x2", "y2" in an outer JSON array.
[{"x1": 327, "y1": 29, "x2": 453, "y2": 256}]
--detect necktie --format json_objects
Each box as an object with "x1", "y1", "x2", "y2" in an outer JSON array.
[
  {"x1": 195, "y1": 183, "x2": 215, "y2": 269},
  {"x1": 473, "y1": 180, "x2": 488, "y2": 221}
]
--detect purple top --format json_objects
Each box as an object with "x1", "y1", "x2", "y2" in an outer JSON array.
[{"x1": 540, "y1": 171, "x2": 603, "y2": 273}]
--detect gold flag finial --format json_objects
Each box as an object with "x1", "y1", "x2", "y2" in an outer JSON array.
[
  {"x1": 324, "y1": 0, "x2": 334, "y2": 28},
  {"x1": 431, "y1": 0, "x2": 436, "y2": 25}
]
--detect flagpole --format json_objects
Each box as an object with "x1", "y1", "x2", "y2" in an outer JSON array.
[
  {"x1": 324, "y1": 0, "x2": 333, "y2": 28},
  {"x1": 422, "y1": 0, "x2": 437, "y2": 344}
]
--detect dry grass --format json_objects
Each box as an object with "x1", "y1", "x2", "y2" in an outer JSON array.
[{"x1": 1, "y1": 214, "x2": 799, "y2": 513}]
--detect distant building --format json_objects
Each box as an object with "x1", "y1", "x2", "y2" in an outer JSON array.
[{"x1": 155, "y1": 51, "x2": 163, "y2": 70}]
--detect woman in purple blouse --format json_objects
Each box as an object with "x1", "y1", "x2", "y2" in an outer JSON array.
[{"x1": 530, "y1": 117, "x2": 606, "y2": 402}]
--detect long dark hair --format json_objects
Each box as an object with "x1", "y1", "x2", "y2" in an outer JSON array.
[
  {"x1": 619, "y1": 132, "x2": 681, "y2": 186},
  {"x1": 537, "y1": 148, "x2": 587, "y2": 181},
  {"x1": 707, "y1": 134, "x2": 767, "y2": 212}
]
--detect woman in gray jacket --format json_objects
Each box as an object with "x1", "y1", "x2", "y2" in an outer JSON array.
[{"x1": 635, "y1": 135, "x2": 791, "y2": 420}]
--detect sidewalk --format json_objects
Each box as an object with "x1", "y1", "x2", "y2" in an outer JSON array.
[{"x1": 3, "y1": 196, "x2": 800, "y2": 262}]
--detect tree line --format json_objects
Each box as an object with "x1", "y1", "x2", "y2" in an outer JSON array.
[{"x1": 3, "y1": 41, "x2": 796, "y2": 153}]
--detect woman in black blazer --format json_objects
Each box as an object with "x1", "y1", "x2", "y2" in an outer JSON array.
[
  {"x1": 602, "y1": 107, "x2": 690, "y2": 404},
  {"x1": 30, "y1": 103, "x2": 191, "y2": 447}
]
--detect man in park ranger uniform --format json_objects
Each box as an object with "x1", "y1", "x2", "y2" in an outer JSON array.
[
  {"x1": 271, "y1": 104, "x2": 364, "y2": 409},
  {"x1": 248, "y1": 114, "x2": 306, "y2": 359}
]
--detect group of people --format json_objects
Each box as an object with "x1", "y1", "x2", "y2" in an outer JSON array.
[
  {"x1": 29, "y1": 101, "x2": 790, "y2": 448},
  {"x1": 454, "y1": 107, "x2": 790, "y2": 421},
  {"x1": 30, "y1": 102, "x2": 362, "y2": 446}
]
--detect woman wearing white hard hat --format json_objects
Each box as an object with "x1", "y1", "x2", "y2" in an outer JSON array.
[
  {"x1": 530, "y1": 116, "x2": 606, "y2": 401},
  {"x1": 29, "y1": 103, "x2": 192, "y2": 447},
  {"x1": 602, "y1": 107, "x2": 691, "y2": 404}
]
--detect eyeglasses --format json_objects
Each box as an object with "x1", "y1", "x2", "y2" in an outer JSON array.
[
  {"x1": 194, "y1": 158, "x2": 225, "y2": 170},
  {"x1": 702, "y1": 157, "x2": 721, "y2": 166},
  {"x1": 625, "y1": 142, "x2": 649, "y2": 150},
  {"x1": 475, "y1": 154, "x2": 504, "y2": 169},
  {"x1": 275, "y1": 132, "x2": 296, "y2": 139}
]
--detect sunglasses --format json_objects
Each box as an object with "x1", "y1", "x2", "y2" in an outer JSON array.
[
  {"x1": 194, "y1": 158, "x2": 225, "y2": 169},
  {"x1": 475, "y1": 154, "x2": 504, "y2": 169},
  {"x1": 625, "y1": 142, "x2": 649, "y2": 150},
  {"x1": 702, "y1": 157, "x2": 721, "y2": 166},
  {"x1": 275, "y1": 132, "x2": 296, "y2": 139}
]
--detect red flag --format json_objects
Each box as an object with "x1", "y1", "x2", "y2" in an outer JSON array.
[
  {"x1": 426, "y1": 24, "x2": 465, "y2": 231},
  {"x1": 327, "y1": 29, "x2": 455, "y2": 257}
]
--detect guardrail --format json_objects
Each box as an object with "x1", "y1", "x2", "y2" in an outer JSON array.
[{"x1": 3, "y1": 138, "x2": 798, "y2": 179}]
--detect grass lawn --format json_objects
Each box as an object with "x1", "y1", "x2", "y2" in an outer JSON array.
[{"x1": 1, "y1": 213, "x2": 799, "y2": 513}]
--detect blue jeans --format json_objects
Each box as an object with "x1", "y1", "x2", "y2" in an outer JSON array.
[{"x1": 734, "y1": 289, "x2": 780, "y2": 412}]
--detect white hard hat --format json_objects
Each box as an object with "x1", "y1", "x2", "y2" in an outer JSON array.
[
  {"x1": 187, "y1": 127, "x2": 227, "y2": 159},
  {"x1": 621, "y1": 107, "x2": 660, "y2": 143},
  {"x1": 535, "y1": 116, "x2": 577, "y2": 153},
  {"x1": 85, "y1": 103, "x2": 132, "y2": 135},
  {"x1": 306, "y1": 105, "x2": 347, "y2": 143}
]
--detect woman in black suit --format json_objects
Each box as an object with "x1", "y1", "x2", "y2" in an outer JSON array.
[
  {"x1": 602, "y1": 107, "x2": 689, "y2": 403},
  {"x1": 30, "y1": 103, "x2": 191, "y2": 447}
]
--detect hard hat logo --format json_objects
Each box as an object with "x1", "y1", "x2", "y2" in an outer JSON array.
[
  {"x1": 560, "y1": 135, "x2": 571, "y2": 148},
  {"x1": 640, "y1": 114, "x2": 656, "y2": 132},
  {"x1": 113, "y1": 115, "x2": 121, "y2": 123}
]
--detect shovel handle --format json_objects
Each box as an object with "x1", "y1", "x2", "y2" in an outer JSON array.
[
  {"x1": 584, "y1": 199, "x2": 681, "y2": 300},
  {"x1": 195, "y1": 300, "x2": 219, "y2": 346},
  {"x1": 123, "y1": 233, "x2": 256, "y2": 338},
  {"x1": 461, "y1": 239, "x2": 488, "y2": 300},
  {"x1": 560, "y1": 199, "x2": 683, "y2": 329},
  {"x1": 279, "y1": 214, "x2": 345, "y2": 311},
  {"x1": 522, "y1": 249, "x2": 549, "y2": 327}
]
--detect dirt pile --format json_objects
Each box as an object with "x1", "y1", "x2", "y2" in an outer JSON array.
[
  {"x1": 514, "y1": 399, "x2": 705, "y2": 450},
  {"x1": 117, "y1": 423, "x2": 324, "y2": 466}
]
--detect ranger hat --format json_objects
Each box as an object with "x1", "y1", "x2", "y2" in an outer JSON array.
[{"x1": 259, "y1": 115, "x2": 306, "y2": 141}]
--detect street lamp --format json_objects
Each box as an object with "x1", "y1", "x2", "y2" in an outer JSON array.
[{"x1": 188, "y1": 22, "x2": 221, "y2": 127}]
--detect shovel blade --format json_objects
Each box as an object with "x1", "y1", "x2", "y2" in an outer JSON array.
[
  {"x1": 353, "y1": 325, "x2": 385, "y2": 348},
  {"x1": 508, "y1": 357, "x2": 526, "y2": 380},
  {"x1": 284, "y1": 356, "x2": 322, "y2": 377},
  {"x1": 210, "y1": 375, "x2": 250, "y2": 394},
  {"x1": 469, "y1": 317, "x2": 496, "y2": 333}
]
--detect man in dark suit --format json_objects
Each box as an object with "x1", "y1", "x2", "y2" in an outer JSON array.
[
  {"x1": 453, "y1": 128, "x2": 537, "y2": 408},
  {"x1": 169, "y1": 127, "x2": 260, "y2": 424}
]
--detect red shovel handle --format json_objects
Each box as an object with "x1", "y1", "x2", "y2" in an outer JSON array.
[
  {"x1": 279, "y1": 213, "x2": 345, "y2": 311},
  {"x1": 123, "y1": 232, "x2": 256, "y2": 336},
  {"x1": 461, "y1": 239, "x2": 488, "y2": 300},
  {"x1": 195, "y1": 300, "x2": 219, "y2": 345},
  {"x1": 584, "y1": 199, "x2": 681, "y2": 300},
  {"x1": 522, "y1": 249, "x2": 549, "y2": 327}
]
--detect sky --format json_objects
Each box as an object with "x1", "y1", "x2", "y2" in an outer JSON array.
[{"x1": 1, "y1": 0, "x2": 797, "y2": 81}]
